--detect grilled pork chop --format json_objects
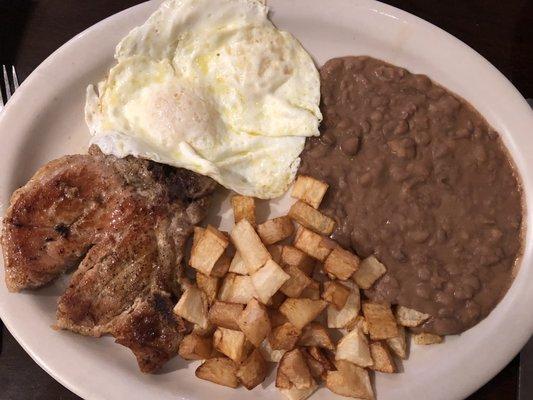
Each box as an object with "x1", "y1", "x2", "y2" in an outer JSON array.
[{"x1": 2, "y1": 145, "x2": 216, "y2": 372}]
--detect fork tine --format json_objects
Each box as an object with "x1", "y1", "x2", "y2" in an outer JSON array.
[
  {"x1": 12, "y1": 66, "x2": 19, "y2": 90},
  {"x1": 3, "y1": 65, "x2": 11, "y2": 100}
]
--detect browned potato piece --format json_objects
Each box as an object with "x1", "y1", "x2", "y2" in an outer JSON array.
[
  {"x1": 269, "y1": 322, "x2": 302, "y2": 351},
  {"x1": 281, "y1": 246, "x2": 316, "y2": 276},
  {"x1": 386, "y1": 326, "x2": 407, "y2": 359},
  {"x1": 268, "y1": 244, "x2": 284, "y2": 264},
  {"x1": 196, "y1": 273, "x2": 219, "y2": 305},
  {"x1": 260, "y1": 339, "x2": 286, "y2": 363},
  {"x1": 278, "y1": 385, "x2": 317, "y2": 400},
  {"x1": 353, "y1": 256, "x2": 387, "y2": 289},
  {"x1": 270, "y1": 309, "x2": 289, "y2": 328},
  {"x1": 174, "y1": 286, "x2": 209, "y2": 329},
  {"x1": 179, "y1": 333, "x2": 214, "y2": 360},
  {"x1": 302, "y1": 346, "x2": 335, "y2": 381},
  {"x1": 231, "y1": 195, "x2": 256, "y2": 226},
  {"x1": 300, "y1": 280, "x2": 321, "y2": 300},
  {"x1": 251, "y1": 259, "x2": 290, "y2": 304},
  {"x1": 362, "y1": 302, "x2": 399, "y2": 340},
  {"x1": 281, "y1": 265, "x2": 313, "y2": 298},
  {"x1": 370, "y1": 341, "x2": 396, "y2": 373},
  {"x1": 191, "y1": 323, "x2": 216, "y2": 338},
  {"x1": 195, "y1": 357, "x2": 239, "y2": 388},
  {"x1": 291, "y1": 175, "x2": 329, "y2": 209},
  {"x1": 189, "y1": 225, "x2": 229, "y2": 275},
  {"x1": 208, "y1": 301, "x2": 243, "y2": 330},
  {"x1": 335, "y1": 326, "x2": 373, "y2": 368},
  {"x1": 413, "y1": 332, "x2": 444, "y2": 345},
  {"x1": 327, "y1": 283, "x2": 360, "y2": 329},
  {"x1": 279, "y1": 298, "x2": 327, "y2": 330},
  {"x1": 324, "y1": 247, "x2": 360, "y2": 281},
  {"x1": 269, "y1": 291, "x2": 288, "y2": 309},
  {"x1": 238, "y1": 298, "x2": 271, "y2": 347},
  {"x1": 322, "y1": 281, "x2": 351, "y2": 310},
  {"x1": 211, "y1": 248, "x2": 232, "y2": 278},
  {"x1": 326, "y1": 360, "x2": 373, "y2": 399},
  {"x1": 289, "y1": 201, "x2": 336, "y2": 235},
  {"x1": 347, "y1": 315, "x2": 369, "y2": 335},
  {"x1": 230, "y1": 219, "x2": 270, "y2": 273},
  {"x1": 237, "y1": 349, "x2": 268, "y2": 390},
  {"x1": 293, "y1": 227, "x2": 336, "y2": 261},
  {"x1": 395, "y1": 305, "x2": 430, "y2": 327},
  {"x1": 276, "y1": 348, "x2": 315, "y2": 390},
  {"x1": 218, "y1": 273, "x2": 257, "y2": 304},
  {"x1": 298, "y1": 322, "x2": 335, "y2": 351},
  {"x1": 257, "y1": 216, "x2": 295, "y2": 245},
  {"x1": 229, "y1": 251, "x2": 248, "y2": 274},
  {"x1": 213, "y1": 327, "x2": 253, "y2": 364}
]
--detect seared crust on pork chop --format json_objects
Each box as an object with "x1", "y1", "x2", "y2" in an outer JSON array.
[{"x1": 2, "y1": 145, "x2": 216, "y2": 372}]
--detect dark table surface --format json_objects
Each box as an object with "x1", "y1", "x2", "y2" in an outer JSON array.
[{"x1": 0, "y1": 1, "x2": 531, "y2": 399}]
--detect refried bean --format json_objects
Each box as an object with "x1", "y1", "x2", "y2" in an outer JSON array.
[{"x1": 299, "y1": 56, "x2": 524, "y2": 335}]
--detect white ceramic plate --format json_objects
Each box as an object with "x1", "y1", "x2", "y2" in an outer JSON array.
[{"x1": 1, "y1": 1, "x2": 532, "y2": 399}]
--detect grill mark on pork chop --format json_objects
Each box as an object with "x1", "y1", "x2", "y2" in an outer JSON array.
[{"x1": 2, "y1": 145, "x2": 216, "y2": 372}]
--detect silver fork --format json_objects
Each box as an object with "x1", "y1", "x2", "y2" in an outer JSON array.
[{"x1": 0, "y1": 65, "x2": 20, "y2": 112}]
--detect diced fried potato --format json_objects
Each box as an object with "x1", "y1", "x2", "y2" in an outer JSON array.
[
  {"x1": 279, "y1": 298, "x2": 327, "y2": 330},
  {"x1": 260, "y1": 339, "x2": 286, "y2": 362},
  {"x1": 291, "y1": 175, "x2": 329, "y2": 209},
  {"x1": 346, "y1": 315, "x2": 369, "y2": 335},
  {"x1": 269, "y1": 290, "x2": 287, "y2": 309},
  {"x1": 322, "y1": 281, "x2": 351, "y2": 310},
  {"x1": 336, "y1": 326, "x2": 373, "y2": 367},
  {"x1": 293, "y1": 227, "x2": 336, "y2": 261},
  {"x1": 251, "y1": 259, "x2": 290, "y2": 304},
  {"x1": 237, "y1": 349, "x2": 268, "y2": 390},
  {"x1": 213, "y1": 327, "x2": 252, "y2": 364},
  {"x1": 327, "y1": 284, "x2": 360, "y2": 329},
  {"x1": 302, "y1": 346, "x2": 335, "y2": 381},
  {"x1": 395, "y1": 305, "x2": 431, "y2": 327},
  {"x1": 281, "y1": 265, "x2": 312, "y2": 298},
  {"x1": 174, "y1": 286, "x2": 209, "y2": 329},
  {"x1": 276, "y1": 349, "x2": 316, "y2": 390},
  {"x1": 237, "y1": 298, "x2": 271, "y2": 347},
  {"x1": 370, "y1": 341, "x2": 396, "y2": 373},
  {"x1": 195, "y1": 357, "x2": 239, "y2": 388},
  {"x1": 208, "y1": 301, "x2": 243, "y2": 330},
  {"x1": 413, "y1": 332, "x2": 443, "y2": 345},
  {"x1": 178, "y1": 333, "x2": 213, "y2": 360},
  {"x1": 362, "y1": 302, "x2": 399, "y2": 340},
  {"x1": 353, "y1": 256, "x2": 387, "y2": 289},
  {"x1": 324, "y1": 247, "x2": 360, "y2": 280},
  {"x1": 300, "y1": 280, "x2": 321, "y2": 300},
  {"x1": 231, "y1": 195, "x2": 256, "y2": 226},
  {"x1": 189, "y1": 225, "x2": 229, "y2": 275},
  {"x1": 326, "y1": 360, "x2": 373, "y2": 400},
  {"x1": 268, "y1": 244, "x2": 284, "y2": 264},
  {"x1": 289, "y1": 201, "x2": 336, "y2": 235},
  {"x1": 218, "y1": 273, "x2": 257, "y2": 304},
  {"x1": 298, "y1": 322, "x2": 335, "y2": 351},
  {"x1": 196, "y1": 273, "x2": 219, "y2": 305},
  {"x1": 270, "y1": 309, "x2": 289, "y2": 328},
  {"x1": 211, "y1": 248, "x2": 232, "y2": 278},
  {"x1": 281, "y1": 246, "x2": 316, "y2": 276},
  {"x1": 269, "y1": 322, "x2": 301, "y2": 351},
  {"x1": 192, "y1": 226, "x2": 206, "y2": 247},
  {"x1": 278, "y1": 384, "x2": 318, "y2": 400},
  {"x1": 257, "y1": 216, "x2": 295, "y2": 245},
  {"x1": 230, "y1": 219, "x2": 270, "y2": 273},
  {"x1": 228, "y1": 251, "x2": 248, "y2": 275},
  {"x1": 191, "y1": 322, "x2": 216, "y2": 337},
  {"x1": 386, "y1": 326, "x2": 407, "y2": 359}
]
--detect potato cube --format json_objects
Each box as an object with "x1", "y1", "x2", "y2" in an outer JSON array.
[
  {"x1": 302, "y1": 346, "x2": 335, "y2": 380},
  {"x1": 276, "y1": 348, "x2": 316, "y2": 390},
  {"x1": 269, "y1": 322, "x2": 302, "y2": 351},
  {"x1": 326, "y1": 360, "x2": 373, "y2": 400},
  {"x1": 293, "y1": 227, "x2": 336, "y2": 261},
  {"x1": 195, "y1": 357, "x2": 238, "y2": 388},
  {"x1": 218, "y1": 273, "x2": 257, "y2": 304},
  {"x1": 370, "y1": 341, "x2": 396, "y2": 373},
  {"x1": 395, "y1": 305, "x2": 430, "y2": 327},
  {"x1": 279, "y1": 298, "x2": 327, "y2": 330},
  {"x1": 237, "y1": 349, "x2": 268, "y2": 390},
  {"x1": 192, "y1": 322, "x2": 216, "y2": 338},
  {"x1": 196, "y1": 273, "x2": 219, "y2": 305},
  {"x1": 281, "y1": 265, "x2": 313, "y2": 298},
  {"x1": 257, "y1": 216, "x2": 295, "y2": 245},
  {"x1": 281, "y1": 246, "x2": 316, "y2": 276},
  {"x1": 278, "y1": 385, "x2": 317, "y2": 400},
  {"x1": 260, "y1": 339, "x2": 286, "y2": 362},
  {"x1": 237, "y1": 298, "x2": 271, "y2": 347},
  {"x1": 327, "y1": 284, "x2": 360, "y2": 329},
  {"x1": 211, "y1": 248, "x2": 232, "y2": 278},
  {"x1": 208, "y1": 301, "x2": 243, "y2": 330},
  {"x1": 413, "y1": 332, "x2": 443, "y2": 345},
  {"x1": 231, "y1": 195, "x2": 256, "y2": 226},
  {"x1": 228, "y1": 251, "x2": 248, "y2": 275},
  {"x1": 300, "y1": 280, "x2": 321, "y2": 300},
  {"x1": 362, "y1": 302, "x2": 399, "y2": 340},
  {"x1": 336, "y1": 326, "x2": 373, "y2": 367},
  {"x1": 324, "y1": 247, "x2": 360, "y2": 280},
  {"x1": 322, "y1": 281, "x2": 351, "y2": 310},
  {"x1": 291, "y1": 175, "x2": 329, "y2": 209},
  {"x1": 230, "y1": 219, "x2": 270, "y2": 273},
  {"x1": 213, "y1": 327, "x2": 252, "y2": 364},
  {"x1": 346, "y1": 315, "x2": 369, "y2": 335},
  {"x1": 386, "y1": 326, "x2": 407, "y2": 359},
  {"x1": 298, "y1": 322, "x2": 335, "y2": 351},
  {"x1": 268, "y1": 244, "x2": 284, "y2": 264},
  {"x1": 174, "y1": 286, "x2": 209, "y2": 329},
  {"x1": 178, "y1": 333, "x2": 214, "y2": 360},
  {"x1": 289, "y1": 201, "x2": 336, "y2": 235},
  {"x1": 189, "y1": 225, "x2": 229, "y2": 275},
  {"x1": 251, "y1": 259, "x2": 290, "y2": 304},
  {"x1": 353, "y1": 256, "x2": 387, "y2": 289}
]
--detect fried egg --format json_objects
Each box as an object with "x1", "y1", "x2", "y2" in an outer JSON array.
[{"x1": 85, "y1": 0, "x2": 322, "y2": 198}]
